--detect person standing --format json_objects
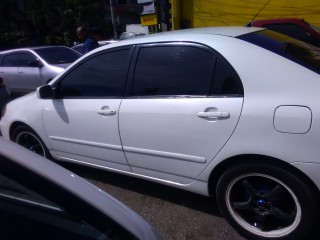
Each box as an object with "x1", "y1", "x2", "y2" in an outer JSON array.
[{"x1": 76, "y1": 26, "x2": 99, "y2": 54}]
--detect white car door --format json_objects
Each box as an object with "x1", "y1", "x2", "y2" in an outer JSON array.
[
  {"x1": 17, "y1": 52, "x2": 42, "y2": 93},
  {"x1": 42, "y1": 47, "x2": 133, "y2": 171},
  {"x1": 119, "y1": 44, "x2": 244, "y2": 184},
  {"x1": 0, "y1": 53, "x2": 20, "y2": 92}
]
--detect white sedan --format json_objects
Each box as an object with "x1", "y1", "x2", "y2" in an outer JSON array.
[{"x1": 1, "y1": 27, "x2": 320, "y2": 240}]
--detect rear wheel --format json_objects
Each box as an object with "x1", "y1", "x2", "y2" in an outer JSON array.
[
  {"x1": 216, "y1": 162, "x2": 318, "y2": 240},
  {"x1": 11, "y1": 125, "x2": 51, "y2": 158}
]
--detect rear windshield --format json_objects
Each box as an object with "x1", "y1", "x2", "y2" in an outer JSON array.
[
  {"x1": 34, "y1": 47, "x2": 81, "y2": 65},
  {"x1": 238, "y1": 30, "x2": 320, "y2": 74}
]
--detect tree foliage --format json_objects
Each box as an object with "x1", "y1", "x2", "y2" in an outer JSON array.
[{"x1": 0, "y1": 0, "x2": 108, "y2": 49}]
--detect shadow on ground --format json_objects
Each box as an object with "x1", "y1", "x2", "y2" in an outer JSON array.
[
  {"x1": 60, "y1": 162, "x2": 221, "y2": 217},
  {"x1": 60, "y1": 162, "x2": 320, "y2": 240}
]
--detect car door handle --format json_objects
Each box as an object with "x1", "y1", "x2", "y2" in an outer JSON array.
[
  {"x1": 197, "y1": 111, "x2": 230, "y2": 119},
  {"x1": 97, "y1": 109, "x2": 116, "y2": 116}
]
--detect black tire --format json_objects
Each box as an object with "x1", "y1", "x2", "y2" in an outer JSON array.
[
  {"x1": 216, "y1": 162, "x2": 318, "y2": 240},
  {"x1": 11, "y1": 125, "x2": 51, "y2": 159}
]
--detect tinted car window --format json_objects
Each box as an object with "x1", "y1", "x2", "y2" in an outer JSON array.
[
  {"x1": 238, "y1": 30, "x2": 320, "y2": 74},
  {"x1": 20, "y1": 52, "x2": 37, "y2": 67},
  {"x1": 34, "y1": 47, "x2": 80, "y2": 64},
  {"x1": 3, "y1": 54, "x2": 20, "y2": 67},
  {"x1": 132, "y1": 45, "x2": 215, "y2": 96},
  {"x1": 56, "y1": 48, "x2": 130, "y2": 98},
  {"x1": 264, "y1": 24, "x2": 309, "y2": 40},
  {"x1": 210, "y1": 58, "x2": 243, "y2": 95},
  {"x1": 264, "y1": 23, "x2": 318, "y2": 45},
  {"x1": 0, "y1": 173, "x2": 111, "y2": 240}
]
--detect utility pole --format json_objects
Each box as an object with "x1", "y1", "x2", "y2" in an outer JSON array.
[{"x1": 110, "y1": 0, "x2": 118, "y2": 39}]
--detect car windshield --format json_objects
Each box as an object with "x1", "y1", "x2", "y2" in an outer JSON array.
[
  {"x1": 34, "y1": 47, "x2": 80, "y2": 65},
  {"x1": 238, "y1": 30, "x2": 320, "y2": 75}
]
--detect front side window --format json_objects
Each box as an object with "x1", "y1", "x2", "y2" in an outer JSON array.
[
  {"x1": 56, "y1": 48, "x2": 131, "y2": 98},
  {"x1": 132, "y1": 45, "x2": 215, "y2": 96},
  {"x1": 19, "y1": 52, "x2": 37, "y2": 67}
]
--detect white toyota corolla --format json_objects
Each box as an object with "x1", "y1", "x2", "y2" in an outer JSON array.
[{"x1": 1, "y1": 27, "x2": 320, "y2": 240}]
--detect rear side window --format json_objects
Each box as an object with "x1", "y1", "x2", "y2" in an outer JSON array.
[
  {"x1": 131, "y1": 44, "x2": 243, "y2": 97},
  {"x1": 3, "y1": 54, "x2": 20, "y2": 67},
  {"x1": 238, "y1": 30, "x2": 320, "y2": 74},
  {"x1": 132, "y1": 45, "x2": 214, "y2": 96},
  {"x1": 2, "y1": 53, "x2": 37, "y2": 67}
]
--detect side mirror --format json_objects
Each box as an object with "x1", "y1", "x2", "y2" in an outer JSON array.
[{"x1": 37, "y1": 85, "x2": 54, "y2": 99}]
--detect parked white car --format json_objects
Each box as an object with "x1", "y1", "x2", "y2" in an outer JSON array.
[
  {"x1": 0, "y1": 137, "x2": 160, "y2": 239},
  {"x1": 0, "y1": 46, "x2": 81, "y2": 96},
  {"x1": 1, "y1": 27, "x2": 320, "y2": 240}
]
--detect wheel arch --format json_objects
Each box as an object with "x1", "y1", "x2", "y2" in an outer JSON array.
[
  {"x1": 208, "y1": 154, "x2": 320, "y2": 201},
  {"x1": 9, "y1": 121, "x2": 32, "y2": 140},
  {"x1": 9, "y1": 121, "x2": 53, "y2": 159}
]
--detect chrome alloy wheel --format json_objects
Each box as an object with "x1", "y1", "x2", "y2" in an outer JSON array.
[{"x1": 225, "y1": 173, "x2": 301, "y2": 238}]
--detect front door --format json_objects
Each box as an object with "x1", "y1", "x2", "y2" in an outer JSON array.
[{"x1": 43, "y1": 47, "x2": 133, "y2": 171}]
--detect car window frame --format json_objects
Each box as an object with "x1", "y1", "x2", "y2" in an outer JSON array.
[
  {"x1": 2, "y1": 52, "x2": 22, "y2": 67},
  {"x1": 124, "y1": 42, "x2": 244, "y2": 99},
  {"x1": 52, "y1": 45, "x2": 135, "y2": 99},
  {"x1": 19, "y1": 51, "x2": 39, "y2": 67}
]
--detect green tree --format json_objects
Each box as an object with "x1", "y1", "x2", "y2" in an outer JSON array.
[
  {"x1": 63, "y1": 0, "x2": 106, "y2": 45},
  {"x1": 0, "y1": 0, "x2": 28, "y2": 49},
  {"x1": 0, "y1": 0, "x2": 110, "y2": 49}
]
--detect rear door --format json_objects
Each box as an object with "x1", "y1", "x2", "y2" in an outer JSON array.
[
  {"x1": 0, "y1": 53, "x2": 20, "y2": 92},
  {"x1": 119, "y1": 43, "x2": 244, "y2": 184}
]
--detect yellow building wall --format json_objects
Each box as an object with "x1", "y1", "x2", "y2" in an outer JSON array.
[
  {"x1": 179, "y1": 0, "x2": 320, "y2": 28},
  {"x1": 169, "y1": 0, "x2": 181, "y2": 30}
]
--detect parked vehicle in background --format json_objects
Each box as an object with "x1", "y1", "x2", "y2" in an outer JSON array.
[
  {"x1": 0, "y1": 77, "x2": 12, "y2": 117},
  {"x1": 72, "y1": 40, "x2": 117, "y2": 54},
  {"x1": 0, "y1": 46, "x2": 81, "y2": 97},
  {"x1": 246, "y1": 18, "x2": 320, "y2": 46},
  {"x1": 1, "y1": 27, "x2": 320, "y2": 240},
  {"x1": 0, "y1": 137, "x2": 160, "y2": 240},
  {"x1": 119, "y1": 32, "x2": 145, "y2": 40}
]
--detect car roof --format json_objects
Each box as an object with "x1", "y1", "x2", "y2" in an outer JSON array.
[
  {"x1": 251, "y1": 18, "x2": 304, "y2": 23},
  {"x1": 0, "y1": 137, "x2": 159, "y2": 239},
  {"x1": 92, "y1": 26, "x2": 262, "y2": 51},
  {"x1": 0, "y1": 45, "x2": 71, "y2": 54}
]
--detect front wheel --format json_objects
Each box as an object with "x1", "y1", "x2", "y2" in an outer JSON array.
[
  {"x1": 11, "y1": 125, "x2": 51, "y2": 158},
  {"x1": 216, "y1": 162, "x2": 318, "y2": 240}
]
